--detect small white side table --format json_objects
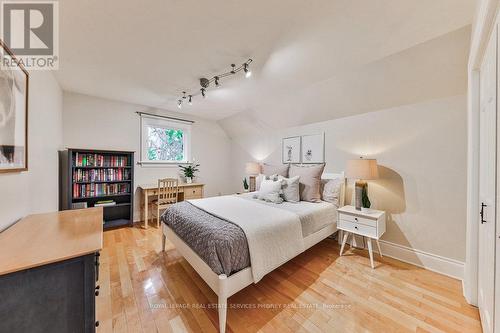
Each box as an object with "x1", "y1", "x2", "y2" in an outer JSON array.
[{"x1": 337, "y1": 205, "x2": 386, "y2": 268}]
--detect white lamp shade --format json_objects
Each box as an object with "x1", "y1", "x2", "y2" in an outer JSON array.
[
  {"x1": 245, "y1": 162, "x2": 261, "y2": 175},
  {"x1": 345, "y1": 158, "x2": 379, "y2": 180}
]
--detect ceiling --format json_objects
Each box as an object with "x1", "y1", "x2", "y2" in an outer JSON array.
[{"x1": 56, "y1": 0, "x2": 474, "y2": 125}]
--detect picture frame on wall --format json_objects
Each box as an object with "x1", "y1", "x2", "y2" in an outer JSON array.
[
  {"x1": 0, "y1": 40, "x2": 29, "y2": 173},
  {"x1": 282, "y1": 136, "x2": 301, "y2": 163},
  {"x1": 301, "y1": 133, "x2": 325, "y2": 163}
]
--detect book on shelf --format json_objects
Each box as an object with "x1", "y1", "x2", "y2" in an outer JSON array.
[
  {"x1": 74, "y1": 153, "x2": 128, "y2": 167},
  {"x1": 94, "y1": 200, "x2": 116, "y2": 207},
  {"x1": 71, "y1": 202, "x2": 88, "y2": 209}
]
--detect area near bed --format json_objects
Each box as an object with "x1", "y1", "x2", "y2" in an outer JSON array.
[
  {"x1": 161, "y1": 171, "x2": 345, "y2": 332},
  {"x1": 162, "y1": 192, "x2": 338, "y2": 279}
]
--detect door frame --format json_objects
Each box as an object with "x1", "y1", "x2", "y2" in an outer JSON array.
[{"x1": 466, "y1": 0, "x2": 500, "y2": 306}]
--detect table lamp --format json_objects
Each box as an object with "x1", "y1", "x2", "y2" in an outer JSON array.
[
  {"x1": 245, "y1": 162, "x2": 261, "y2": 192},
  {"x1": 345, "y1": 157, "x2": 379, "y2": 211}
]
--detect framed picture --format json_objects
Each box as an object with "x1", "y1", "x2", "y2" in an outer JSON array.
[
  {"x1": 0, "y1": 40, "x2": 29, "y2": 173},
  {"x1": 301, "y1": 133, "x2": 325, "y2": 163},
  {"x1": 282, "y1": 136, "x2": 301, "y2": 163}
]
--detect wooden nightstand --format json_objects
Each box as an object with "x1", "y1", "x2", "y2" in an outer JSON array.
[{"x1": 337, "y1": 205, "x2": 386, "y2": 268}]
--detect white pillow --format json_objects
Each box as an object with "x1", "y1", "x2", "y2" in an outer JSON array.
[
  {"x1": 321, "y1": 178, "x2": 343, "y2": 205},
  {"x1": 257, "y1": 179, "x2": 283, "y2": 204},
  {"x1": 278, "y1": 175, "x2": 300, "y2": 203},
  {"x1": 256, "y1": 173, "x2": 278, "y2": 191}
]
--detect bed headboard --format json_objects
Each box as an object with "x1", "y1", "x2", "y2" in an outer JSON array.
[{"x1": 321, "y1": 172, "x2": 346, "y2": 207}]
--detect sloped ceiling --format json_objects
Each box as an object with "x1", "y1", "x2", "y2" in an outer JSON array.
[{"x1": 56, "y1": 0, "x2": 474, "y2": 131}]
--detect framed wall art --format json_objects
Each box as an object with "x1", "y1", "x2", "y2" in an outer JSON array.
[
  {"x1": 301, "y1": 133, "x2": 324, "y2": 163},
  {"x1": 282, "y1": 136, "x2": 301, "y2": 164},
  {"x1": 0, "y1": 40, "x2": 29, "y2": 173}
]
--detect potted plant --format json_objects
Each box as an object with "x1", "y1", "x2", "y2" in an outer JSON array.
[
  {"x1": 179, "y1": 162, "x2": 200, "y2": 184},
  {"x1": 243, "y1": 178, "x2": 249, "y2": 192}
]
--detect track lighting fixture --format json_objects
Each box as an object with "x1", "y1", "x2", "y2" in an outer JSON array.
[{"x1": 176, "y1": 59, "x2": 252, "y2": 108}]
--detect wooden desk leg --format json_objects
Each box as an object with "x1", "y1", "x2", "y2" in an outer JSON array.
[
  {"x1": 367, "y1": 238, "x2": 374, "y2": 268},
  {"x1": 144, "y1": 190, "x2": 148, "y2": 229}
]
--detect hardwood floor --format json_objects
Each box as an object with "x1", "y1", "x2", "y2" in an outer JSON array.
[{"x1": 97, "y1": 225, "x2": 481, "y2": 333}]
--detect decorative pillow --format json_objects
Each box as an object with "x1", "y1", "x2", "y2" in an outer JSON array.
[
  {"x1": 289, "y1": 164, "x2": 325, "y2": 202},
  {"x1": 257, "y1": 179, "x2": 283, "y2": 204},
  {"x1": 262, "y1": 164, "x2": 289, "y2": 177},
  {"x1": 278, "y1": 175, "x2": 300, "y2": 203},
  {"x1": 256, "y1": 173, "x2": 278, "y2": 191},
  {"x1": 321, "y1": 178, "x2": 344, "y2": 205}
]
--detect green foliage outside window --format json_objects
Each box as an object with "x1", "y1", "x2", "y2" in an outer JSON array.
[{"x1": 147, "y1": 127, "x2": 184, "y2": 161}]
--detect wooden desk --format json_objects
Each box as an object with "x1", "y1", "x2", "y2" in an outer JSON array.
[
  {"x1": 139, "y1": 183, "x2": 204, "y2": 229},
  {"x1": 0, "y1": 208, "x2": 103, "y2": 332}
]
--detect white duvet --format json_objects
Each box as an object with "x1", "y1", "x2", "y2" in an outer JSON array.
[{"x1": 189, "y1": 195, "x2": 305, "y2": 283}]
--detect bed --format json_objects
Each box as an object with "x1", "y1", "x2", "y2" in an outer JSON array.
[{"x1": 161, "y1": 172, "x2": 345, "y2": 333}]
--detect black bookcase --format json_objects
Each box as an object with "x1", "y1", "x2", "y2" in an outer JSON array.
[{"x1": 60, "y1": 148, "x2": 134, "y2": 229}]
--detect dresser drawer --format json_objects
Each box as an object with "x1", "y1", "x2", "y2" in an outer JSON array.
[
  {"x1": 338, "y1": 212, "x2": 377, "y2": 227},
  {"x1": 338, "y1": 219, "x2": 377, "y2": 238},
  {"x1": 183, "y1": 186, "x2": 203, "y2": 199}
]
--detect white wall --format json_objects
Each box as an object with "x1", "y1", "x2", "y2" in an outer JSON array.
[
  {"x1": 0, "y1": 71, "x2": 63, "y2": 231},
  {"x1": 226, "y1": 95, "x2": 467, "y2": 264},
  {"x1": 62, "y1": 92, "x2": 233, "y2": 221}
]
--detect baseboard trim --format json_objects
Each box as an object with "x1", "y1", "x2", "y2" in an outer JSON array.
[
  {"x1": 375, "y1": 239, "x2": 465, "y2": 280},
  {"x1": 341, "y1": 232, "x2": 464, "y2": 280}
]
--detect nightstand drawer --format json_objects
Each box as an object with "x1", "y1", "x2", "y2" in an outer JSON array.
[
  {"x1": 338, "y1": 219, "x2": 377, "y2": 238},
  {"x1": 338, "y1": 213, "x2": 377, "y2": 227}
]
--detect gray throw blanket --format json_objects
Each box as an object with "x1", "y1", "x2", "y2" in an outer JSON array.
[{"x1": 161, "y1": 201, "x2": 250, "y2": 276}]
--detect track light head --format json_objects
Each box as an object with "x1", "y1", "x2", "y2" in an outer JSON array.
[
  {"x1": 188, "y1": 95, "x2": 192, "y2": 105},
  {"x1": 215, "y1": 76, "x2": 220, "y2": 87},
  {"x1": 201, "y1": 88, "x2": 206, "y2": 98},
  {"x1": 243, "y1": 63, "x2": 252, "y2": 78},
  {"x1": 182, "y1": 91, "x2": 187, "y2": 99},
  {"x1": 200, "y1": 78, "x2": 210, "y2": 88},
  {"x1": 230, "y1": 64, "x2": 236, "y2": 74},
  {"x1": 177, "y1": 100, "x2": 182, "y2": 109}
]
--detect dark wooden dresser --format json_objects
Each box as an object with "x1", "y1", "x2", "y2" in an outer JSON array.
[{"x1": 0, "y1": 208, "x2": 103, "y2": 333}]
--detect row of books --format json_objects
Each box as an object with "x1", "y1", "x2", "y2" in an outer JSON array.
[
  {"x1": 73, "y1": 168, "x2": 130, "y2": 182},
  {"x1": 74, "y1": 153, "x2": 129, "y2": 167},
  {"x1": 73, "y1": 183, "x2": 130, "y2": 198}
]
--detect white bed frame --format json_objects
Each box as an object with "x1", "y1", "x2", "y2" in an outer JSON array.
[{"x1": 161, "y1": 172, "x2": 345, "y2": 332}]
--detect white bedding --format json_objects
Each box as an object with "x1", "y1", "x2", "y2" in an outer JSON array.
[
  {"x1": 238, "y1": 192, "x2": 338, "y2": 237},
  {"x1": 189, "y1": 195, "x2": 305, "y2": 283}
]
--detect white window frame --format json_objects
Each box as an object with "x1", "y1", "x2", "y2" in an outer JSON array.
[{"x1": 140, "y1": 114, "x2": 192, "y2": 164}]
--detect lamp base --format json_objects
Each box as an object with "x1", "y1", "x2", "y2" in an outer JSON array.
[
  {"x1": 354, "y1": 180, "x2": 367, "y2": 211},
  {"x1": 249, "y1": 175, "x2": 256, "y2": 192}
]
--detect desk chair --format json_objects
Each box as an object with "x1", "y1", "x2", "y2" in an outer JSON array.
[{"x1": 151, "y1": 178, "x2": 178, "y2": 228}]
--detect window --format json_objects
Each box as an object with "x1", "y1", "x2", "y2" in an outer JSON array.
[{"x1": 140, "y1": 115, "x2": 191, "y2": 164}]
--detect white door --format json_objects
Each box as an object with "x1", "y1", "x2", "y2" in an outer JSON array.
[{"x1": 479, "y1": 24, "x2": 497, "y2": 333}]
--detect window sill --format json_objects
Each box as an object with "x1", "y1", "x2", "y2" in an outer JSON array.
[{"x1": 138, "y1": 161, "x2": 190, "y2": 168}]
